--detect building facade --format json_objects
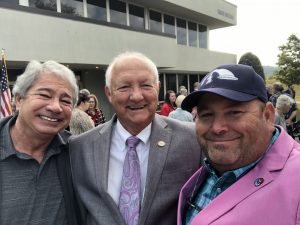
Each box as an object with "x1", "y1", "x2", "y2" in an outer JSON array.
[{"x1": 0, "y1": 0, "x2": 237, "y2": 118}]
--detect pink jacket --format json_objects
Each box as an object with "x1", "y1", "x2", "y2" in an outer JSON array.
[{"x1": 178, "y1": 127, "x2": 300, "y2": 225}]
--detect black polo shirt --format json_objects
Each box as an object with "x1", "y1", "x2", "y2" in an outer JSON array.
[{"x1": 0, "y1": 116, "x2": 67, "y2": 225}]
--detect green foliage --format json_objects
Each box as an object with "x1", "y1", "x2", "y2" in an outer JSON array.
[
  {"x1": 238, "y1": 52, "x2": 265, "y2": 81},
  {"x1": 275, "y1": 34, "x2": 300, "y2": 85}
]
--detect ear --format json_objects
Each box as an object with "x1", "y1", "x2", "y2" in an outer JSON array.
[
  {"x1": 14, "y1": 95, "x2": 22, "y2": 109},
  {"x1": 156, "y1": 81, "x2": 161, "y2": 93},
  {"x1": 14, "y1": 95, "x2": 22, "y2": 107},
  {"x1": 105, "y1": 85, "x2": 112, "y2": 103},
  {"x1": 264, "y1": 102, "x2": 275, "y2": 125}
]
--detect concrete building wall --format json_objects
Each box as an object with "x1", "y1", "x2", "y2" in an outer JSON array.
[{"x1": 0, "y1": 7, "x2": 236, "y2": 71}]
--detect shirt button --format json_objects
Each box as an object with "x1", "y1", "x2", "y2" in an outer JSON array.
[{"x1": 217, "y1": 188, "x2": 222, "y2": 193}]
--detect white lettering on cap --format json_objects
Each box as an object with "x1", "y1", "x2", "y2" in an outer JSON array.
[
  {"x1": 201, "y1": 69, "x2": 238, "y2": 86},
  {"x1": 216, "y1": 69, "x2": 238, "y2": 80}
]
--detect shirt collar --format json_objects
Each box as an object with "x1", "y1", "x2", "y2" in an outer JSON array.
[
  {"x1": 0, "y1": 115, "x2": 17, "y2": 160},
  {"x1": 115, "y1": 119, "x2": 152, "y2": 149}
]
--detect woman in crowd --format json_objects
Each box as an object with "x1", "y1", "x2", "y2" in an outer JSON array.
[
  {"x1": 274, "y1": 94, "x2": 294, "y2": 130},
  {"x1": 86, "y1": 94, "x2": 106, "y2": 126},
  {"x1": 69, "y1": 91, "x2": 95, "y2": 135},
  {"x1": 168, "y1": 95, "x2": 193, "y2": 122},
  {"x1": 160, "y1": 90, "x2": 176, "y2": 116}
]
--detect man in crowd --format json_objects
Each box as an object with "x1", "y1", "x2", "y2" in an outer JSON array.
[
  {"x1": 69, "y1": 51, "x2": 201, "y2": 225},
  {"x1": 178, "y1": 64, "x2": 300, "y2": 225},
  {"x1": 0, "y1": 60, "x2": 84, "y2": 224}
]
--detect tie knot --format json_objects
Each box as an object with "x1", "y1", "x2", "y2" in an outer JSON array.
[{"x1": 126, "y1": 136, "x2": 140, "y2": 149}]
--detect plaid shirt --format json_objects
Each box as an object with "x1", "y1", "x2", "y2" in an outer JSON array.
[{"x1": 184, "y1": 128, "x2": 280, "y2": 225}]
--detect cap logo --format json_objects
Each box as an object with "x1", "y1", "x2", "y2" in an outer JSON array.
[{"x1": 201, "y1": 69, "x2": 238, "y2": 86}]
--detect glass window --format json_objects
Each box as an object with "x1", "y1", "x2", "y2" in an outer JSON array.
[
  {"x1": 159, "y1": 74, "x2": 165, "y2": 102},
  {"x1": 165, "y1": 74, "x2": 176, "y2": 95},
  {"x1": 0, "y1": 0, "x2": 19, "y2": 5},
  {"x1": 176, "y1": 18, "x2": 187, "y2": 45},
  {"x1": 177, "y1": 74, "x2": 188, "y2": 92},
  {"x1": 29, "y1": 0, "x2": 57, "y2": 12},
  {"x1": 188, "y1": 22, "x2": 197, "y2": 47},
  {"x1": 149, "y1": 10, "x2": 162, "y2": 33},
  {"x1": 189, "y1": 75, "x2": 199, "y2": 93},
  {"x1": 109, "y1": 0, "x2": 127, "y2": 26},
  {"x1": 198, "y1": 24, "x2": 208, "y2": 48},
  {"x1": 61, "y1": 0, "x2": 83, "y2": 16},
  {"x1": 87, "y1": 0, "x2": 106, "y2": 21},
  {"x1": 163, "y1": 14, "x2": 175, "y2": 35},
  {"x1": 129, "y1": 4, "x2": 144, "y2": 29}
]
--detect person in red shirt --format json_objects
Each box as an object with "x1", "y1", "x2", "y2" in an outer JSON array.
[{"x1": 160, "y1": 90, "x2": 176, "y2": 116}]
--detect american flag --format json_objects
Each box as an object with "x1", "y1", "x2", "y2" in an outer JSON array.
[{"x1": 0, "y1": 55, "x2": 12, "y2": 118}]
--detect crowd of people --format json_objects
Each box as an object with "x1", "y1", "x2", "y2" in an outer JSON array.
[{"x1": 1, "y1": 52, "x2": 300, "y2": 225}]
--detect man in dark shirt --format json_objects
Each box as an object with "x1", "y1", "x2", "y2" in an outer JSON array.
[{"x1": 0, "y1": 60, "x2": 84, "y2": 225}]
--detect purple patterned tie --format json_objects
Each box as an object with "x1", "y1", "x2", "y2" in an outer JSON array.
[{"x1": 119, "y1": 136, "x2": 141, "y2": 225}]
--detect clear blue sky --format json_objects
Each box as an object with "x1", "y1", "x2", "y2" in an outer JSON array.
[{"x1": 210, "y1": 0, "x2": 300, "y2": 66}]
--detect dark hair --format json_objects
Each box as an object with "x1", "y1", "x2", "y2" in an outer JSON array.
[
  {"x1": 76, "y1": 92, "x2": 89, "y2": 106},
  {"x1": 164, "y1": 90, "x2": 176, "y2": 107}
]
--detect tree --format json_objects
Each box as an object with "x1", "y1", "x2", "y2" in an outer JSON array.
[
  {"x1": 238, "y1": 52, "x2": 265, "y2": 81},
  {"x1": 275, "y1": 34, "x2": 300, "y2": 85}
]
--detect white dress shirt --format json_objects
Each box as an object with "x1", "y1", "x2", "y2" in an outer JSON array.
[{"x1": 108, "y1": 120, "x2": 151, "y2": 205}]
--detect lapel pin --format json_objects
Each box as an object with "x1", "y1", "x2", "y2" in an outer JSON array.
[
  {"x1": 254, "y1": 178, "x2": 264, "y2": 187},
  {"x1": 157, "y1": 141, "x2": 166, "y2": 147}
]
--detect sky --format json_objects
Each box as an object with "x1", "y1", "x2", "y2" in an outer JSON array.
[{"x1": 209, "y1": 0, "x2": 300, "y2": 66}]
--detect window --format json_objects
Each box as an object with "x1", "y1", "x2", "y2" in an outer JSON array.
[
  {"x1": 176, "y1": 18, "x2": 187, "y2": 45},
  {"x1": 189, "y1": 75, "x2": 199, "y2": 93},
  {"x1": 177, "y1": 74, "x2": 188, "y2": 92},
  {"x1": 109, "y1": 0, "x2": 127, "y2": 25},
  {"x1": 61, "y1": 0, "x2": 83, "y2": 16},
  {"x1": 0, "y1": 0, "x2": 19, "y2": 5},
  {"x1": 188, "y1": 22, "x2": 197, "y2": 47},
  {"x1": 149, "y1": 10, "x2": 162, "y2": 32},
  {"x1": 129, "y1": 4, "x2": 144, "y2": 29},
  {"x1": 29, "y1": 0, "x2": 57, "y2": 12},
  {"x1": 163, "y1": 14, "x2": 175, "y2": 35},
  {"x1": 165, "y1": 74, "x2": 176, "y2": 95},
  {"x1": 198, "y1": 24, "x2": 208, "y2": 48},
  {"x1": 87, "y1": 0, "x2": 106, "y2": 21},
  {"x1": 159, "y1": 74, "x2": 165, "y2": 102}
]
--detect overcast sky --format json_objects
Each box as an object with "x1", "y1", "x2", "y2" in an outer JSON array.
[{"x1": 209, "y1": 0, "x2": 300, "y2": 66}]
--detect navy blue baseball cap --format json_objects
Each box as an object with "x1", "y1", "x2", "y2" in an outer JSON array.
[{"x1": 182, "y1": 64, "x2": 268, "y2": 112}]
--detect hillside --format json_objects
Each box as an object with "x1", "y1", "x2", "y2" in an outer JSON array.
[{"x1": 263, "y1": 66, "x2": 278, "y2": 77}]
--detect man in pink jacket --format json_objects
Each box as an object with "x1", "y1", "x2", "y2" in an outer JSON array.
[{"x1": 178, "y1": 64, "x2": 300, "y2": 225}]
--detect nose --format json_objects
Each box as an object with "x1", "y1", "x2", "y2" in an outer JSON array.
[
  {"x1": 129, "y1": 87, "x2": 144, "y2": 101},
  {"x1": 46, "y1": 98, "x2": 63, "y2": 113},
  {"x1": 211, "y1": 114, "x2": 228, "y2": 135}
]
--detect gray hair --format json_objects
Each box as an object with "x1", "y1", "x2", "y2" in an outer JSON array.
[
  {"x1": 105, "y1": 51, "x2": 159, "y2": 88},
  {"x1": 276, "y1": 94, "x2": 294, "y2": 109},
  {"x1": 13, "y1": 60, "x2": 79, "y2": 106}
]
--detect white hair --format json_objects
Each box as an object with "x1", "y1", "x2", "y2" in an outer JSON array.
[
  {"x1": 105, "y1": 51, "x2": 159, "y2": 88},
  {"x1": 276, "y1": 94, "x2": 294, "y2": 109}
]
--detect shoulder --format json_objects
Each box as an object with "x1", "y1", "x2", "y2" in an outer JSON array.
[{"x1": 155, "y1": 114, "x2": 195, "y2": 132}]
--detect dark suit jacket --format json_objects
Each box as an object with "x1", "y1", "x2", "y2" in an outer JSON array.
[{"x1": 69, "y1": 114, "x2": 201, "y2": 225}]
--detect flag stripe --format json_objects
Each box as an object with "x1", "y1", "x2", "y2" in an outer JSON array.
[{"x1": 0, "y1": 54, "x2": 13, "y2": 118}]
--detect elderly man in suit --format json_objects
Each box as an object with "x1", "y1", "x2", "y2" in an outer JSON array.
[
  {"x1": 69, "y1": 51, "x2": 201, "y2": 225},
  {"x1": 177, "y1": 64, "x2": 300, "y2": 225}
]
